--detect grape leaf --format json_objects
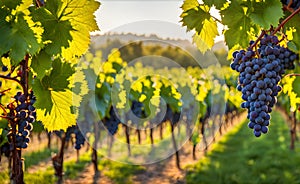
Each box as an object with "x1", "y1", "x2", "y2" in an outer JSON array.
[
  {"x1": 96, "y1": 82, "x2": 111, "y2": 119},
  {"x1": 181, "y1": 8, "x2": 211, "y2": 32},
  {"x1": 31, "y1": 0, "x2": 100, "y2": 61},
  {"x1": 193, "y1": 18, "x2": 218, "y2": 53},
  {"x1": 181, "y1": 0, "x2": 199, "y2": 11},
  {"x1": 36, "y1": 90, "x2": 78, "y2": 131},
  {"x1": 32, "y1": 79, "x2": 53, "y2": 112},
  {"x1": 221, "y1": 1, "x2": 253, "y2": 49},
  {"x1": 32, "y1": 57, "x2": 76, "y2": 129},
  {"x1": 0, "y1": 0, "x2": 22, "y2": 9},
  {"x1": 202, "y1": 0, "x2": 227, "y2": 9},
  {"x1": 32, "y1": 62, "x2": 85, "y2": 131},
  {"x1": 249, "y1": 0, "x2": 283, "y2": 29},
  {"x1": 61, "y1": 0, "x2": 100, "y2": 60},
  {"x1": 0, "y1": 13, "x2": 41, "y2": 64},
  {"x1": 41, "y1": 59, "x2": 75, "y2": 91},
  {"x1": 31, "y1": 50, "x2": 52, "y2": 79},
  {"x1": 31, "y1": 6, "x2": 73, "y2": 56},
  {"x1": 181, "y1": 5, "x2": 218, "y2": 52}
]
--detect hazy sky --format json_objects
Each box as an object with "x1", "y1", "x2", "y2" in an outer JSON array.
[{"x1": 94, "y1": 1, "x2": 194, "y2": 40}]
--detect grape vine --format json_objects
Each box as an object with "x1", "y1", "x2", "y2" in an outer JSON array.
[{"x1": 0, "y1": 0, "x2": 100, "y2": 183}]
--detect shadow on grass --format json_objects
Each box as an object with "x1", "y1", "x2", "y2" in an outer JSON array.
[
  {"x1": 23, "y1": 148, "x2": 58, "y2": 169},
  {"x1": 99, "y1": 159, "x2": 146, "y2": 184},
  {"x1": 186, "y1": 110, "x2": 300, "y2": 184}
]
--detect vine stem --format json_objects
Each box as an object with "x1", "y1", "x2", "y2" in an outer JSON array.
[
  {"x1": 249, "y1": 7, "x2": 300, "y2": 51},
  {"x1": 249, "y1": 30, "x2": 266, "y2": 50},
  {"x1": 0, "y1": 88, "x2": 11, "y2": 95},
  {"x1": 211, "y1": 15, "x2": 222, "y2": 24},
  {"x1": 284, "y1": 73, "x2": 300, "y2": 78},
  {"x1": 284, "y1": 0, "x2": 295, "y2": 13},
  {"x1": 35, "y1": 0, "x2": 45, "y2": 7},
  {"x1": 0, "y1": 115, "x2": 13, "y2": 120},
  {"x1": 10, "y1": 54, "x2": 30, "y2": 184},
  {"x1": 21, "y1": 54, "x2": 29, "y2": 96},
  {"x1": 0, "y1": 104, "x2": 7, "y2": 114},
  {"x1": 0, "y1": 75, "x2": 21, "y2": 85},
  {"x1": 272, "y1": 6, "x2": 300, "y2": 35}
]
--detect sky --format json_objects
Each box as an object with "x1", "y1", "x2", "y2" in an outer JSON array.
[{"x1": 94, "y1": 0, "x2": 223, "y2": 41}]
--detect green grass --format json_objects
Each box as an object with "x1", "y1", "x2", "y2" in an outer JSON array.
[
  {"x1": 99, "y1": 159, "x2": 145, "y2": 184},
  {"x1": 63, "y1": 152, "x2": 92, "y2": 179},
  {"x1": 0, "y1": 171, "x2": 10, "y2": 183},
  {"x1": 24, "y1": 168, "x2": 56, "y2": 184},
  {"x1": 23, "y1": 147, "x2": 58, "y2": 169},
  {"x1": 0, "y1": 147, "x2": 58, "y2": 184},
  {"x1": 23, "y1": 150, "x2": 92, "y2": 183},
  {"x1": 186, "y1": 110, "x2": 300, "y2": 184},
  {"x1": 23, "y1": 151, "x2": 145, "y2": 184},
  {"x1": 21, "y1": 149, "x2": 145, "y2": 183}
]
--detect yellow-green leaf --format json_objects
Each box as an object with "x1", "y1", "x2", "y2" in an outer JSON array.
[
  {"x1": 61, "y1": 0, "x2": 100, "y2": 61},
  {"x1": 181, "y1": 0, "x2": 199, "y2": 12},
  {"x1": 193, "y1": 18, "x2": 219, "y2": 53},
  {"x1": 36, "y1": 90, "x2": 78, "y2": 131}
]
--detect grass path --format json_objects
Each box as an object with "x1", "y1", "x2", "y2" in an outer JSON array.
[{"x1": 186, "y1": 110, "x2": 300, "y2": 184}]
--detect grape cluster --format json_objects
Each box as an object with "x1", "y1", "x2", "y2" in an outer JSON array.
[
  {"x1": 7, "y1": 91, "x2": 36, "y2": 148},
  {"x1": 1, "y1": 66, "x2": 8, "y2": 72},
  {"x1": 56, "y1": 125, "x2": 85, "y2": 150},
  {"x1": 129, "y1": 100, "x2": 147, "y2": 127},
  {"x1": 230, "y1": 34, "x2": 298, "y2": 137},
  {"x1": 131, "y1": 100, "x2": 145, "y2": 119},
  {"x1": 281, "y1": 0, "x2": 300, "y2": 11},
  {"x1": 64, "y1": 126, "x2": 75, "y2": 142},
  {"x1": 103, "y1": 107, "x2": 120, "y2": 135},
  {"x1": 0, "y1": 142, "x2": 11, "y2": 158},
  {"x1": 74, "y1": 128, "x2": 85, "y2": 150},
  {"x1": 162, "y1": 105, "x2": 181, "y2": 125},
  {"x1": 172, "y1": 111, "x2": 181, "y2": 125}
]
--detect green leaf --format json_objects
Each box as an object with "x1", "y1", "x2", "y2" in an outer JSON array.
[
  {"x1": 221, "y1": 1, "x2": 253, "y2": 49},
  {"x1": 199, "y1": 101, "x2": 207, "y2": 119},
  {"x1": 31, "y1": 6, "x2": 73, "y2": 56},
  {"x1": 31, "y1": 0, "x2": 100, "y2": 61},
  {"x1": 61, "y1": 0, "x2": 100, "y2": 60},
  {"x1": 42, "y1": 58, "x2": 75, "y2": 91},
  {"x1": 0, "y1": 13, "x2": 41, "y2": 64},
  {"x1": 31, "y1": 50, "x2": 52, "y2": 79},
  {"x1": 35, "y1": 90, "x2": 78, "y2": 131},
  {"x1": 193, "y1": 17, "x2": 219, "y2": 53},
  {"x1": 32, "y1": 79, "x2": 53, "y2": 112},
  {"x1": 181, "y1": 8, "x2": 211, "y2": 32},
  {"x1": 181, "y1": 4, "x2": 218, "y2": 53},
  {"x1": 95, "y1": 82, "x2": 111, "y2": 119},
  {"x1": 181, "y1": 0, "x2": 199, "y2": 12},
  {"x1": 202, "y1": 0, "x2": 227, "y2": 9},
  {"x1": 0, "y1": 0, "x2": 22, "y2": 10},
  {"x1": 285, "y1": 13, "x2": 300, "y2": 52},
  {"x1": 249, "y1": 0, "x2": 283, "y2": 29}
]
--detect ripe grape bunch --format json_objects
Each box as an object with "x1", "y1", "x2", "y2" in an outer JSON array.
[
  {"x1": 230, "y1": 34, "x2": 298, "y2": 137},
  {"x1": 74, "y1": 128, "x2": 85, "y2": 150},
  {"x1": 103, "y1": 107, "x2": 120, "y2": 135},
  {"x1": 7, "y1": 90, "x2": 36, "y2": 148},
  {"x1": 58, "y1": 125, "x2": 85, "y2": 150}
]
